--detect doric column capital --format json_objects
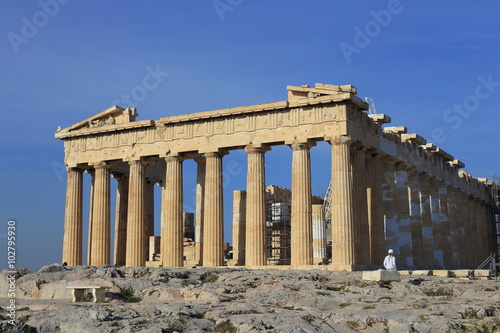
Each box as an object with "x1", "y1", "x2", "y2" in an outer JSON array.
[
  {"x1": 205, "y1": 150, "x2": 228, "y2": 159},
  {"x1": 128, "y1": 159, "x2": 145, "y2": 167},
  {"x1": 90, "y1": 161, "x2": 114, "y2": 170},
  {"x1": 329, "y1": 135, "x2": 352, "y2": 146},
  {"x1": 245, "y1": 144, "x2": 271, "y2": 154},
  {"x1": 290, "y1": 141, "x2": 315, "y2": 151},
  {"x1": 66, "y1": 166, "x2": 83, "y2": 173},
  {"x1": 166, "y1": 155, "x2": 184, "y2": 163}
]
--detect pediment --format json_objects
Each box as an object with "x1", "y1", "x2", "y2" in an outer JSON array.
[{"x1": 58, "y1": 106, "x2": 138, "y2": 133}]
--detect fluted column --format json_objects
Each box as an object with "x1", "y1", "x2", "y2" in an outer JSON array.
[
  {"x1": 86, "y1": 169, "x2": 95, "y2": 265},
  {"x1": 457, "y1": 192, "x2": 470, "y2": 267},
  {"x1": 62, "y1": 167, "x2": 83, "y2": 266},
  {"x1": 469, "y1": 198, "x2": 480, "y2": 266},
  {"x1": 290, "y1": 142, "x2": 313, "y2": 266},
  {"x1": 429, "y1": 178, "x2": 442, "y2": 268},
  {"x1": 418, "y1": 174, "x2": 434, "y2": 267},
  {"x1": 438, "y1": 183, "x2": 452, "y2": 267},
  {"x1": 145, "y1": 179, "x2": 155, "y2": 261},
  {"x1": 245, "y1": 145, "x2": 268, "y2": 266},
  {"x1": 312, "y1": 204, "x2": 326, "y2": 264},
  {"x1": 408, "y1": 171, "x2": 423, "y2": 268},
  {"x1": 126, "y1": 160, "x2": 146, "y2": 267},
  {"x1": 194, "y1": 157, "x2": 206, "y2": 265},
  {"x1": 463, "y1": 193, "x2": 474, "y2": 267},
  {"x1": 447, "y1": 187, "x2": 460, "y2": 268},
  {"x1": 394, "y1": 163, "x2": 411, "y2": 268},
  {"x1": 330, "y1": 136, "x2": 355, "y2": 268},
  {"x1": 203, "y1": 151, "x2": 225, "y2": 266},
  {"x1": 113, "y1": 173, "x2": 128, "y2": 266},
  {"x1": 89, "y1": 164, "x2": 111, "y2": 266},
  {"x1": 475, "y1": 200, "x2": 488, "y2": 263},
  {"x1": 232, "y1": 190, "x2": 246, "y2": 265},
  {"x1": 366, "y1": 151, "x2": 385, "y2": 266},
  {"x1": 382, "y1": 158, "x2": 397, "y2": 252},
  {"x1": 351, "y1": 144, "x2": 370, "y2": 265},
  {"x1": 162, "y1": 156, "x2": 184, "y2": 267}
]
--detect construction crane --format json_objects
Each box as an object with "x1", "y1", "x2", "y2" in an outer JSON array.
[{"x1": 365, "y1": 97, "x2": 377, "y2": 115}]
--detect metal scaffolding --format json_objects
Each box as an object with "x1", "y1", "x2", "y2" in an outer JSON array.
[{"x1": 266, "y1": 201, "x2": 291, "y2": 265}]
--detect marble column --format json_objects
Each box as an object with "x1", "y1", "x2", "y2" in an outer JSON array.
[
  {"x1": 62, "y1": 167, "x2": 83, "y2": 266},
  {"x1": 232, "y1": 190, "x2": 246, "y2": 265},
  {"x1": 86, "y1": 169, "x2": 94, "y2": 265},
  {"x1": 162, "y1": 156, "x2": 184, "y2": 267},
  {"x1": 469, "y1": 198, "x2": 480, "y2": 266},
  {"x1": 194, "y1": 157, "x2": 206, "y2": 266},
  {"x1": 145, "y1": 179, "x2": 155, "y2": 261},
  {"x1": 438, "y1": 183, "x2": 452, "y2": 267},
  {"x1": 113, "y1": 173, "x2": 128, "y2": 266},
  {"x1": 126, "y1": 160, "x2": 146, "y2": 267},
  {"x1": 290, "y1": 142, "x2": 313, "y2": 266},
  {"x1": 408, "y1": 170, "x2": 423, "y2": 268},
  {"x1": 463, "y1": 194, "x2": 474, "y2": 267},
  {"x1": 447, "y1": 187, "x2": 460, "y2": 268},
  {"x1": 89, "y1": 164, "x2": 111, "y2": 266},
  {"x1": 312, "y1": 204, "x2": 326, "y2": 264},
  {"x1": 203, "y1": 151, "x2": 225, "y2": 266},
  {"x1": 429, "y1": 178, "x2": 442, "y2": 268},
  {"x1": 245, "y1": 145, "x2": 268, "y2": 266},
  {"x1": 457, "y1": 192, "x2": 469, "y2": 267},
  {"x1": 394, "y1": 163, "x2": 411, "y2": 268},
  {"x1": 366, "y1": 151, "x2": 385, "y2": 266},
  {"x1": 351, "y1": 144, "x2": 370, "y2": 266},
  {"x1": 330, "y1": 136, "x2": 355, "y2": 268},
  {"x1": 418, "y1": 174, "x2": 434, "y2": 267},
  {"x1": 382, "y1": 158, "x2": 397, "y2": 252},
  {"x1": 475, "y1": 201, "x2": 488, "y2": 263}
]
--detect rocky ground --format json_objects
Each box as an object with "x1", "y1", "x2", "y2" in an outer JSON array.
[{"x1": 0, "y1": 264, "x2": 499, "y2": 332}]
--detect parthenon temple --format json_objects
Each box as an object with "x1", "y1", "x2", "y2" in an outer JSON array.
[{"x1": 56, "y1": 83, "x2": 498, "y2": 270}]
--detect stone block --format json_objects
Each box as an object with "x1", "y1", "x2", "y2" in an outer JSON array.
[
  {"x1": 433, "y1": 270, "x2": 452, "y2": 277},
  {"x1": 411, "y1": 270, "x2": 433, "y2": 276},
  {"x1": 362, "y1": 269, "x2": 401, "y2": 281},
  {"x1": 474, "y1": 270, "x2": 490, "y2": 278},
  {"x1": 452, "y1": 269, "x2": 473, "y2": 278}
]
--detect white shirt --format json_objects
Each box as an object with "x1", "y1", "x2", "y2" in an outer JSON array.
[{"x1": 383, "y1": 254, "x2": 396, "y2": 270}]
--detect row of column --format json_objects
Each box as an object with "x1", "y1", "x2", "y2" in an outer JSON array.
[
  {"x1": 62, "y1": 152, "x2": 228, "y2": 267},
  {"x1": 381, "y1": 159, "x2": 492, "y2": 269},
  {"x1": 62, "y1": 135, "x2": 493, "y2": 269}
]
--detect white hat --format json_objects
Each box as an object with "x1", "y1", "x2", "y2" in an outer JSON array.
[{"x1": 388, "y1": 249, "x2": 394, "y2": 254}]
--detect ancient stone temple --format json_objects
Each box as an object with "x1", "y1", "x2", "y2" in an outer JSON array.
[{"x1": 56, "y1": 83, "x2": 497, "y2": 270}]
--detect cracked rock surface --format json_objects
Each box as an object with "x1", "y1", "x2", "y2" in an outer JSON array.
[{"x1": 1, "y1": 265, "x2": 499, "y2": 332}]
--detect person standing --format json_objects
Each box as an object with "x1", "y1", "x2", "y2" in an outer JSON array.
[{"x1": 383, "y1": 249, "x2": 396, "y2": 270}]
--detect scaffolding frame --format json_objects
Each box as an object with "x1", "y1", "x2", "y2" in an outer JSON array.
[{"x1": 266, "y1": 201, "x2": 291, "y2": 265}]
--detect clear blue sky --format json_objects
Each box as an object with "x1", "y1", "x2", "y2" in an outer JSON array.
[{"x1": 1, "y1": 1, "x2": 499, "y2": 271}]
